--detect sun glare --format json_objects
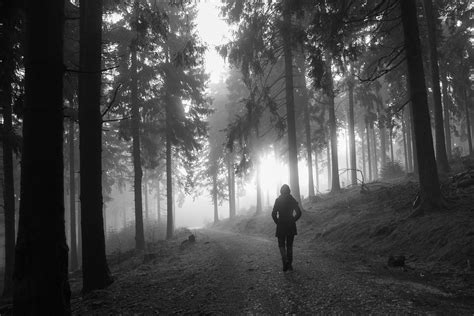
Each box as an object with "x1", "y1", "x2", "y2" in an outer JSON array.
[
  {"x1": 196, "y1": 1, "x2": 230, "y2": 83},
  {"x1": 259, "y1": 152, "x2": 289, "y2": 196}
]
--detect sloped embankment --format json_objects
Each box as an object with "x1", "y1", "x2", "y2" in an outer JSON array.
[{"x1": 214, "y1": 178, "x2": 474, "y2": 273}]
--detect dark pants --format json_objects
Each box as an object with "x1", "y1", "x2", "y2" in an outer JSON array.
[
  {"x1": 277, "y1": 235, "x2": 294, "y2": 248},
  {"x1": 278, "y1": 235, "x2": 294, "y2": 264}
]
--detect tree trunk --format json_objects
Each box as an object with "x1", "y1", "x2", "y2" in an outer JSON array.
[
  {"x1": 361, "y1": 133, "x2": 367, "y2": 181},
  {"x1": 366, "y1": 120, "x2": 372, "y2": 181},
  {"x1": 347, "y1": 78, "x2": 357, "y2": 185},
  {"x1": 130, "y1": 35, "x2": 145, "y2": 249},
  {"x1": 389, "y1": 127, "x2": 394, "y2": 162},
  {"x1": 1, "y1": 14, "x2": 15, "y2": 295},
  {"x1": 0, "y1": 7, "x2": 16, "y2": 297},
  {"x1": 371, "y1": 122, "x2": 378, "y2": 179},
  {"x1": 228, "y1": 154, "x2": 236, "y2": 218},
  {"x1": 328, "y1": 86, "x2": 341, "y2": 193},
  {"x1": 326, "y1": 141, "x2": 331, "y2": 189},
  {"x1": 256, "y1": 157, "x2": 262, "y2": 213},
  {"x1": 156, "y1": 179, "x2": 161, "y2": 224},
  {"x1": 400, "y1": 0, "x2": 442, "y2": 212},
  {"x1": 405, "y1": 107, "x2": 414, "y2": 172},
  {"x1": 441, "y1": 74, "x2": 452, "y2": 160},
  {"x1": 13, "y1": 0, "x2": 71, "y2": 312},
  {"x1": 402, "y1": 115, "x2": 409, "y2": 172},
  {"x1": 465, "y1": 88, "x2": 473, "y2": 156},
  {"x1": 408, "y1": 101, "x2": 419, "y2": 174},
  {"x1": 213, "y1": 174, "x2": 218, "y2": 223},
  {"x1": 78, "y1": 0, "x2": 112, "y2": 293},
  {"x1": 314, "y1": 149, "x2": 319, "y2": 192},
  {"x1": 377, "y1": 103, "x2": 388, "y2": 167},
  {"x1": 166, "y1": 106, "x2": 173, "y2": 239},
  {"x1": 68, "y1": 118, "x2": 78, "y2": 271},
  {"x1": 422, "y1": 0, "x2": 450, "y2": 172},
  {"x1": 144, "y1": 174, "x2": 149, "y2": 222},
  {"x1": 282, "y1": 0, "x2": 301, "y2": 201},
  {"x1": 297, "y1": 54, "x2": 315, "y2": 197},
  {"x1": 345, "y1": 132, "x2": 349, "y2": 185}
]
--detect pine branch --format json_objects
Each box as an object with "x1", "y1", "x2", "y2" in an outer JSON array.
[
  {"x1": 101, "y1": 83, "x2": 122, "y2": 117},
  {"x1": 65, "y1": 65, "x2": 120, "y2": 74}
]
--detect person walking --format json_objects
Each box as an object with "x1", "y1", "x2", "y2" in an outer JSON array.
[{"x1": 271, "y1": 184, "x2": 302, "y2": 271}]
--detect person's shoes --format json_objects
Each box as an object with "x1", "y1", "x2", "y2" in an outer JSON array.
[{"x1": 287, "y1": 263, "x2": 293, "y2": 271}]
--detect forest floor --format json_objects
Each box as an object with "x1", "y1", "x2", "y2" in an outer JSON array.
[{"x1": 71, "y1": 172, "x2": 474, "y2": 315}]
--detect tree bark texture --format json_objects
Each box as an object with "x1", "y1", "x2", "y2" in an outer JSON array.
[
  {"x1": 422, "y1": 0, "x2": 450, "y2": 172},
  {"x1": 347, "y1": 77, "x2": 357, "y2": 185},
  {"x1": 68, "y1": 119, "x2": 78, "y2": 271},
  {"x1": 282, "y1": 0, "x2": 301, "y2": 201},
  {"x1": 366, "y1": 120, "x2": 372, "y2": 181},
  {"x1": 227, "y1": 154, "x2": 236, "y2": 218},
  {"x1": 13, "y1": 0, "x2": 71, "y2": 312},
  {"x1": 166, "y1": 106, "x2": 174, "y2": 239},
  {"x1": 297, "y1": 53, "x2": 315, "y2": 197},
  {"x1": 256, "y1": 158, "x2": 262, "y2": 213},
  {"x1": 78, "y1": 0, "x2": 113, "y2": 292},
  {"x1": 157, "y1": 179, "x2": 161, "y2": 224},
  {"x1": 213, "y1": 174, "x2": 218, "y2": 223},
  {"x1": 327, "y1": 80, "x2": 340, "y2": 192},
  {"x1": 0, "y1": 6, "x2": 16, "y2": 297},
  {"x1": 400, "y1": 0, "x2": 442, "y2": 211},
  {"x1": 465, "y1": 89, "x2": 473, "y2": 156},
  {"x1": 130, "y1": 38, "x2": 145, "y2": 250},
  {"x1": 441, "y1": 74, "x2": 452, "y2": 160}
]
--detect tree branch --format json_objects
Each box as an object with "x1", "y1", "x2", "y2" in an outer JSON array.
[
  {"x1": 65, "y1": 65, "x2": 120, "y2": 74},
  {"x1": 101, "y1": 83, "x2": 122, "y2": 117}
]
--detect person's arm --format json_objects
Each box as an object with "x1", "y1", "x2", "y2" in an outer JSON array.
[{"x1": 271, "y1": 200, "x2": 278, "y2": 224}]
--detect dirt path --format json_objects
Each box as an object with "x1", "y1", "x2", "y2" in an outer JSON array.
[{"x1": 72, "y1": 229, "x2": 474, "y2": 315}]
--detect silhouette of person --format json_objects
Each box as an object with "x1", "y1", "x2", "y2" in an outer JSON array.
[{"x1": 271, "y1": 184, "x2": 302, "y2": 271}]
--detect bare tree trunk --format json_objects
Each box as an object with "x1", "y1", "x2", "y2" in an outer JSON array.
[
  {"x1": 13, "y1": 0, "x2": 71, "y2": 312},
  {"x1": 361, "y1": 134, "x2": 367, "y2": 181},
  {"x1": 326, "y1": 141, "x2": 331, "y2": 190},
  {"x1": 282, "y1": 0, "x2": 301, "y2": 201},
  {"x1": 402, "y1": 116, "x2": 409, "y2": 172},
  {"x1": 297, "y1": 53, "x2": 315, "y2": 197},
  {"x1": 366, "y1": 120, "x2": 372, "y2": 181},
  {"x1": 78, "y1": 0, "x2": 112, "y2": 292},
  {"x1": 328, "y1": 87, "x2": 341, "y2": 193},
  {"x1": 389, "y1": 127, "x2": 394, "y2": 162},
  {"x1": 408, "y1": 101, "x2": 419, "y2": 174},
  {"x1": 347, "y1": 78, "x2": 357, "y2": 185},
  {"x1": 314, "y1": 149, "x2": 320, "y2": 192},
  {"x1": 256, "y1": 157, "x2": 262, "y2": 213},
  {"x1": 166, "y1": 105, "x2": 173, "y2": 239},
  {"x1": 405, "y1": 107, "x2": 414, "y2": 172},
  {"x1": 68, "y1": 119, "x2": 78, "y2": 271},
  {"x1": 213, "y1": 174, "x2": 218, "y2": 223},
  {"x1": 401, "y1": 0, "x2": 442, "y2": 212},
  {"x1": 465, "y1": 88, "x2": 473, "y2": 156},
  {"x1": 441, "y1": 74, "x2": 452, "y2": 160},
  {"x1": 130, "y1": 33, "x2": 145, "y2": 249},
  {"x1": 144, "y1": 173, "x2": 149, "y2": 222},
  {"x1": 1, "y1": 12, "x2": 15, "y2": 295},
  {"x1": 228, "y1": 154, "x2": 236, "y2": 218},
  {"x1": 371, "y1": 122, "x2": 378, "y2": 179},
  {"x1": 422, "y1": 0, "x2": 450, "y2": 172},
  {"x1": 0, "y1": 8, "x2": 16, "y2": 296},
  {"x1": 156, "y1": 179, "x2": 161, "y2": 224},
  {"x1": 377, "y1": 101, "x2": 387, "y2": 167}
]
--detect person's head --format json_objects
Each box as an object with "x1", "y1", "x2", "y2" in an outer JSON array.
[{"x1": 280, "y1": 184, "x2": 290, "y2": 195}]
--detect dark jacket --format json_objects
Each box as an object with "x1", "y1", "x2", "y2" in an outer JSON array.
[{"x1": 271, "y1": 193, "x2": 302, "y2": 237}]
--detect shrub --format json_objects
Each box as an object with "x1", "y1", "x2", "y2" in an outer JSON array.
[{"x1": 380, "y1": 161, "x2": 405, "y2": 180}]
